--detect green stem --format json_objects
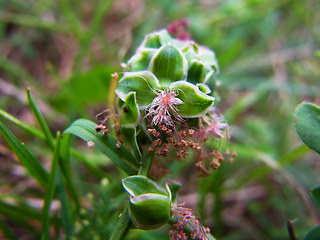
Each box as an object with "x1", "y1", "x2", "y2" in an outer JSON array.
[
  {"x1": 109, "y1": 206, "x2": 132, "y2": 240},
  {"x1": 138, "y1": 152, "x2": 155, "y2": 176}
]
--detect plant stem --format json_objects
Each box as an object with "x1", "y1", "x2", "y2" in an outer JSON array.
[
  {"x1": 138, "y1": 152, "x2": 155, "y2": 176},
  {"x1": 109, "y1": 206, "x2": 132, "y2": 240}
]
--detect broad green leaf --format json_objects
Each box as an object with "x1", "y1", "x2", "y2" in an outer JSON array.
[
  {"x1": 302, "y1": 225, "x2": 320, "y2": 240},
  {"x1": 294, "y1": 102, "x2": 320, "y2": 154},
  {"x1": 311, "y1": 186, "x2": 320, "y2": 209},
  {"x1": 129, "y1": 193, "x2": 171, "y2": 230},
  {"x1": 122, "y1": 175, "x2": 168, "y2": 197},
  {"x1": 149, "y1": 44, "x2": 187, "y2": 84},
  {"x1": 116, "y1": 71, "x2": 160, "y2": 107},
  {"x1": 0, "y1": 121, "x2": 49, "y2": 188},
  {"x1": 119, "y1": 92, "x2": 140, "y2": 127},
  {"x1": 64, "y1": 119, "x2": 138, "y2": 175},
  {"x1": 170, "y1": 81, "x2": 214, "y2": 117}
]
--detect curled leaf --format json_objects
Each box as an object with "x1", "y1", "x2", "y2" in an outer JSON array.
[
  {"x1": 116, "y1": 71, "x2": 160, "y2": 107},
  {"x1": 170, "y1": 81, "x2": 215, "y2": 117}
]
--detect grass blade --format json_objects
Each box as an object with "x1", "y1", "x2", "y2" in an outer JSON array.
[
  {"x1": 26, "y1": 88, "x2": 55, "y2": 150},
  {"x1": 41, "y1": 132, "x2": 61, "y2": 240},
  {"x1": 0, "y1": 109, "x2": 110, "y2": 179},
  {"x1": 0, "y1": 109, "x2": 45, "y2": 139},
  {"x1": 0, "y1": 199, "x2": 42, "y2": 223},
  {"x1": 56, "y1": 170, "x2": 74, "y2": 238},
  {"x1": 0, "y1": 121, "x2": 49, "y2": 188},
  {"x1": 0, "y1": 216, "x2": 17, "y2": 240},
  {"x1": 64, "y1": 119, "x2": 139, "y2": 175},
  {"x1": 59, "y1": 133, "x2": 81, "y2": 209},
  {"x1": 73, "y1": 0, "x2": 113, "y2": 72}
]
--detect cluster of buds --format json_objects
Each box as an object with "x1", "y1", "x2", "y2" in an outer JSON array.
[{"x1": 114, "y1": 26, "x2": 229, "y2": 174}]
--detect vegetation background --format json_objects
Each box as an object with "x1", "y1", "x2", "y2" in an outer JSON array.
[{"x1": 0, "y1": 0, "x2": 320, "y2": 239}]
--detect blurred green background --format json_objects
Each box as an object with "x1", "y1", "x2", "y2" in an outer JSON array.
[{"x1": 0, "y1": 0, "x2": 320, "y2": 239}]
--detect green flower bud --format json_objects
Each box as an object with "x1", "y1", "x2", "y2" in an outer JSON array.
[
  {"x1": 149, "y1": 44, "x2": 188, "y2": 85},
  {"x1": 122, "y1": 175, "x2": 172, "y2": 230}
]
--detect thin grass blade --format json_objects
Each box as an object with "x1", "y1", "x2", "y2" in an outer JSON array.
[
  {"x1": 0, "y1": 109, "x2": 45, "y2": 139},
  {"x1": 26, "y1": 88, "x2": 55, "y2": 150},
  {"x1": 0, "y1": 216, "x2": 17, "y2": 240},
  {"x1": 41, "y1": 132, "x2": 61, "y2": 240},
  {"x1": 0, "y1": 121, "x2": 49, "y2": 188},
  {"x1": 59, "y1": 133, "x2": 81, "y2": 209}
]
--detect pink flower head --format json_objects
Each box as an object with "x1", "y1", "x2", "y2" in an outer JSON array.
[
  {"x1": 146, "y1": 89, "x2": 184, "y2": 128},
  {"x1": 205, "y1": 114, "x2": 228, "y2": 138},
  {"x1": 195, "y1": 112, "x2": 228, "y2": 139}
]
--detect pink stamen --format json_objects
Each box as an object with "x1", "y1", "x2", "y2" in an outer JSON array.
[{"x1": 146, "y1": 89, "x2": 184, "y2": 128}]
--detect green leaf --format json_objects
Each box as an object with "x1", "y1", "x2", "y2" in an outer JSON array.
[
  {"x1": 311, "y1": 186, "x2": 320, "y2": 209},
  {"x1": 59, "y1": 133, "x2": 81, "y2": 209},
  {"x1": 302, "y1": 225, "x2": 320, "y2": 240},
  {"x1": 149, "y1": 44, "x2": 187, "y2": 84},
  {"x1": 0, "y1": 109, "x2": 44, "y2": 140},
  {"x1": 116, "y1": 71, "x2": 160, "y2": 107},
  {"x1": 122, "y1": 175, "x2": 168, "y2": 197},
  {"x1": 170, "y1": 81, "x2": 215, "y2": 117},
  {"x1": 119, "y1": 92, "x2": 140, "y2": 127},
  {"x1": 64, "y1": 119, "x2": 138, "y2": 175},
  {"x1": 294, "y1": 102, "x2": 320, "y2": 154},
  {"x1": 0, "y1": 121, "x2": 49, "y2": 188},
  {"x1": 41, "y1": 132, "x2": 61, "y2": 240},
  {"x1": 26, "y1": 88, "x2": 55, "y2": 150}
]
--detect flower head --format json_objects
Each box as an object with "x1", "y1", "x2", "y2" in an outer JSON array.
[
  {"x1": 146, "y1": 89, "x2": 184, "y2": 128},
  {"x1": 195, "y1": 112, "x2": 228, "y2": 139},
  {"x1": 169, "y1": 203, "x2": 210, "y2": 240}
]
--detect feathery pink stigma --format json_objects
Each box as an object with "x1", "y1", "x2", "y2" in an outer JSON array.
[
  {"x1": 146, "y1": 89, "x2": 184, "y2": 128},
  {"x1": 205, "y1": 114, "x2": 228, "y2": 138},
  {"x1": 195, "y1": 113, "x2": 228, "y2": 139}
]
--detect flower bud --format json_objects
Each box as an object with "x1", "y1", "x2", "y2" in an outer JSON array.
[{"x1": 122, "y1": 175, "x2": 172, "y2": 230}]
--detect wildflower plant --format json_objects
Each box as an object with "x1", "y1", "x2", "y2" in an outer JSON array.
[{"x1": 64, "y1": 22, "x2": 230, "y2": 239}]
